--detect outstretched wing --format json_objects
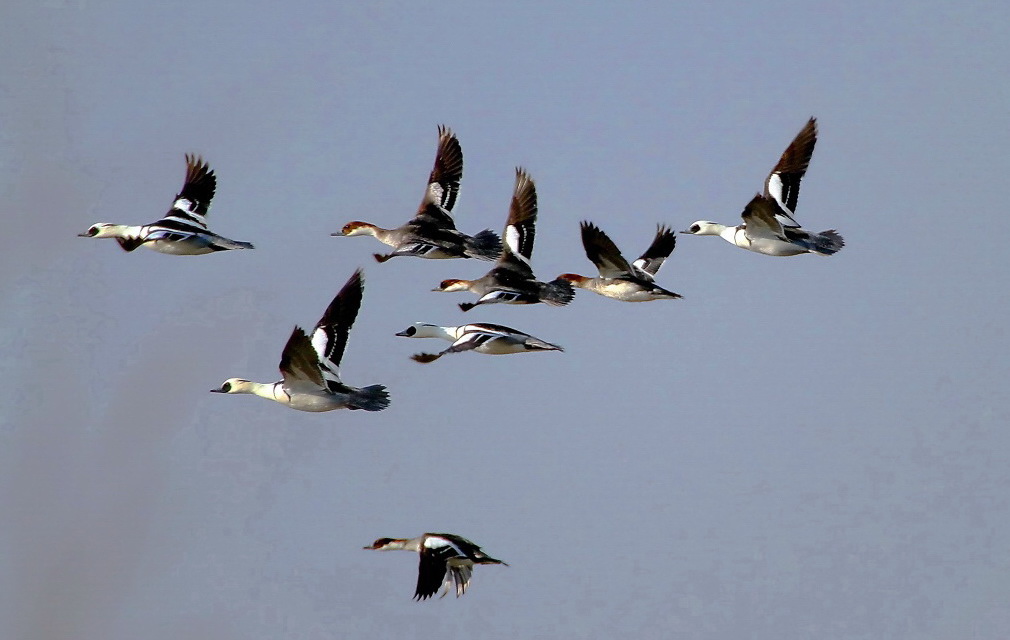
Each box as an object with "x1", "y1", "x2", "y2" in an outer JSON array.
[
  {"x1": 501, "y1": 167, "x2": 537, "y2": 266},
  {"x1": 580, "y1": 221, "x2": 634, "y2": 279},
  {"x1": 763, "y1": 117, "x2": 816, "y2": 226},
  {"x1": 412, "y1": 125, "x2": 463, "y2": 228},
  {"x1": 157, "y1": 154, "x2": 217, "y2": 231},
  {"x1": 310, "y1": 269, "x2": 365, "y2": 393},
  {"x1": 632, "y1": 225, "x2": 676, "y2": 276}
]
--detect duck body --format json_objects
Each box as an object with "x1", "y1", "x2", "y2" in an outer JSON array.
[
  {"x1": 396, "y1": 322, "x2": 563, "y2": 362},
  {"x1": 338, "y1": 218, "x2": 500, "y2": 262},
  {"x1": 211, "y1": 378, "x2": 387, "y2": 412}
]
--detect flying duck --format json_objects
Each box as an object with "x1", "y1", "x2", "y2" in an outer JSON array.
[
  {"x1": 364, "y1": 533, "x2": 507, "y2": 600},
  {"x1": 683, "y1": 117, "x2": 844, "y2": 256},
  {"x1": 395, "y1": 322, "x2": 563, "y2": 363},
  {"x1": 333, "y1": 125, "x2": 501, "y2": 262},
  {"x1": 432, "y1": 167, "x2": 574, "y2": 311},
  {"x1": 211, "y1": 269, "x2": 389, "y2": 412},
  {"x1": 79, "y1": 154, "x2": 253, "y2": 255},
  {"x1": 558, "y1": 222, "x2": 682, "y2": 301}
]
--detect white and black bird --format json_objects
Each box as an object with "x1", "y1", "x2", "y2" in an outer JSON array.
[
  {"x1": 211, "y1": 269, "x2": 389, "y2": 412},
  {"x1": 333, "y1": 125, "x2": 501, "y2": 262},
  {"x1": 558, "y1": 222, "x2": 682, "y2": 301},
  {"x1": 396, "y1": 322, "x2": 563, "y2": 363},
  {"x1": 683, "y1": 117, "x2": 844, "y2": 256},
  {"x1": 79, "y1": 154, "x2": 254, "y2": 255},
  {"x1": 432, "y1": 167, "x2": 574, "y2": 311},
  {"x1": 364, "y1": 533, "x2": 508, "y2": 600}
]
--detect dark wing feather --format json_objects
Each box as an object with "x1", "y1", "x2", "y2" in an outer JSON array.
[
  {"x1": 162, "y1": 154, "x2": 216, "y2": 228},
  {"x1": 740, "y1": 194, "x2": 787, "y2": 240},
  {"x1": 633, "y1": 225, "x2": 676, "y2": 276},
  {"x1": 764, "y1": 117, "x2": 816, "y2": 222},
  {"x1": 580, "y1": 221, "x2": 633, "y2": 278},
  {"x1": 312, "y1": 270, "x2": 364, "y2": 390},
  {"x1": 278, "y1": 327, "x2": 326, "y2": 389},
  {"x1": 413, "y1": 125, "x2": 463, "y2": 227},
  {"x1": 414, "y1": 545, "x2": 459, "y2": 600},
  {"x1": 502, "y1": 168, "x2": 537, "y2": 263}
]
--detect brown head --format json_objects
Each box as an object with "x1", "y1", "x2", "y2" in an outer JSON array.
[
  {"x1": 556, "y1": 273, "x2": 589, "y2": 287},
  {"x1": 432, "y1": 278, "x2": 471, "y2": 292}
]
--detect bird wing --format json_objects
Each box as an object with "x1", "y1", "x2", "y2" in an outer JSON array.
[
  {"x1": 632, "y1": 225, "x2": 676, "y2": 276},
  {"x1": 308, "y1": 269, "x2": 364, "y2": 393},
  {"x1": 412, "y1": 125, "x2": 463, "y2": 228},
  {"x1": 580, "y1": 221, "x2": 634, "y2": 279},
  {"x1": 501, "y1": 167, "x2": 538, "y2": 265},
  {"x1": 278, "y1": 327, "x2": 327, "y2": 392},
  {"x1": 740, "y1": 194, "x2": 788, "y2": 241},
  {"x1": 414, "y1": 535, "x2": 467, "y2": 600},
  {"x1": 445, "y1": 328, "x2": 507, "y2": 354},
  {"x1": 763, "y1": 117, "x2": 816, "y2": 227},
  {"x1": 158, "y1": 154, "x2": 216, "y2": 230}
]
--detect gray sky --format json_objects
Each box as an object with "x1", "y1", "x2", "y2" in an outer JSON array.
[{"x1": 3, "y1": 1, "x2": 1009, "y2": 638}]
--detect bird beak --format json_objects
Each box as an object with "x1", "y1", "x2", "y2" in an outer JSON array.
[
  {"x1": 78, "y1": 232, "x2": 91, "y2": 237},
  {"x1": 330, "y1": 231, "x2": 345, "y2": 237},
  {"x1": 394, "y1": 329, "x2": 411, "y2": 337},
  {"x1": 209, "y1": 388, "x2": 225, "y2": 393}
]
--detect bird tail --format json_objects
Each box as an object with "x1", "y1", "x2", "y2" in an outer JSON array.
[
  {"x1": 465, "y1": 229, "x2": 503, "y2": 261},
  {"x1": 526, "y1": 338, "x2": 564, "y2": 352},
  {"x1": 541, "y1": 279, "x2": 576, "y2": 306},
  {"x1": 348, "y1": 385, "x2": 390, "y2": 411},
  {"x1": 812, "y1": 230, "x2": 844, "y2": 255},
  {"x1": 214, "y1": 238, "x2": 255, "y2": 251}
]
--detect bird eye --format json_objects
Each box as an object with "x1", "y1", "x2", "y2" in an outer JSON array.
[
  {"x1": 690, "y1": 224, "x2": 700, "y2": 233},
  {"x1": 88, "y1": 227, "x2": 99, "y2": 236},
  {"x1": 406, "y1": 327, "x2": 416, "y2": 336},
  {"x1": 222, "y1": 382, "x2": 232, "y2": 392}
]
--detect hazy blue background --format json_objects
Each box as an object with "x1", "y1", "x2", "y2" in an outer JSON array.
[{"x1": 3, "y1": 1, "x2": 1009, "y2": 638}]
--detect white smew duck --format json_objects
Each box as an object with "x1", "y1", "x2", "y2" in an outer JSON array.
[
  {"x1": 683, "y1": 117, "x2": 844, "y2": 256},
  {"x1": 79, "y1": 154, "x2": 254, "y2": 255},
  {"x1": 396, "y1": 322, "x2": 563, "y2": 363},
  {"x1": 211, "y1": 269, "x2": 389, "y2": 412}
]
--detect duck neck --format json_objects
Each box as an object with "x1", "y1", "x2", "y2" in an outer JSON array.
[{"x1": 247, "y1": 381, "x2": 289, "y2": 404}]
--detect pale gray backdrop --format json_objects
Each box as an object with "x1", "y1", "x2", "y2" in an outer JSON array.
[{"x1": 3, "y1": 1, "x2": 1009, "y2": 638}]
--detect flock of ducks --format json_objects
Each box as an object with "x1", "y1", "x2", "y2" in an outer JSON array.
[{"x1": 80, "y1": 117, "x2": 843, "y2": 600}]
